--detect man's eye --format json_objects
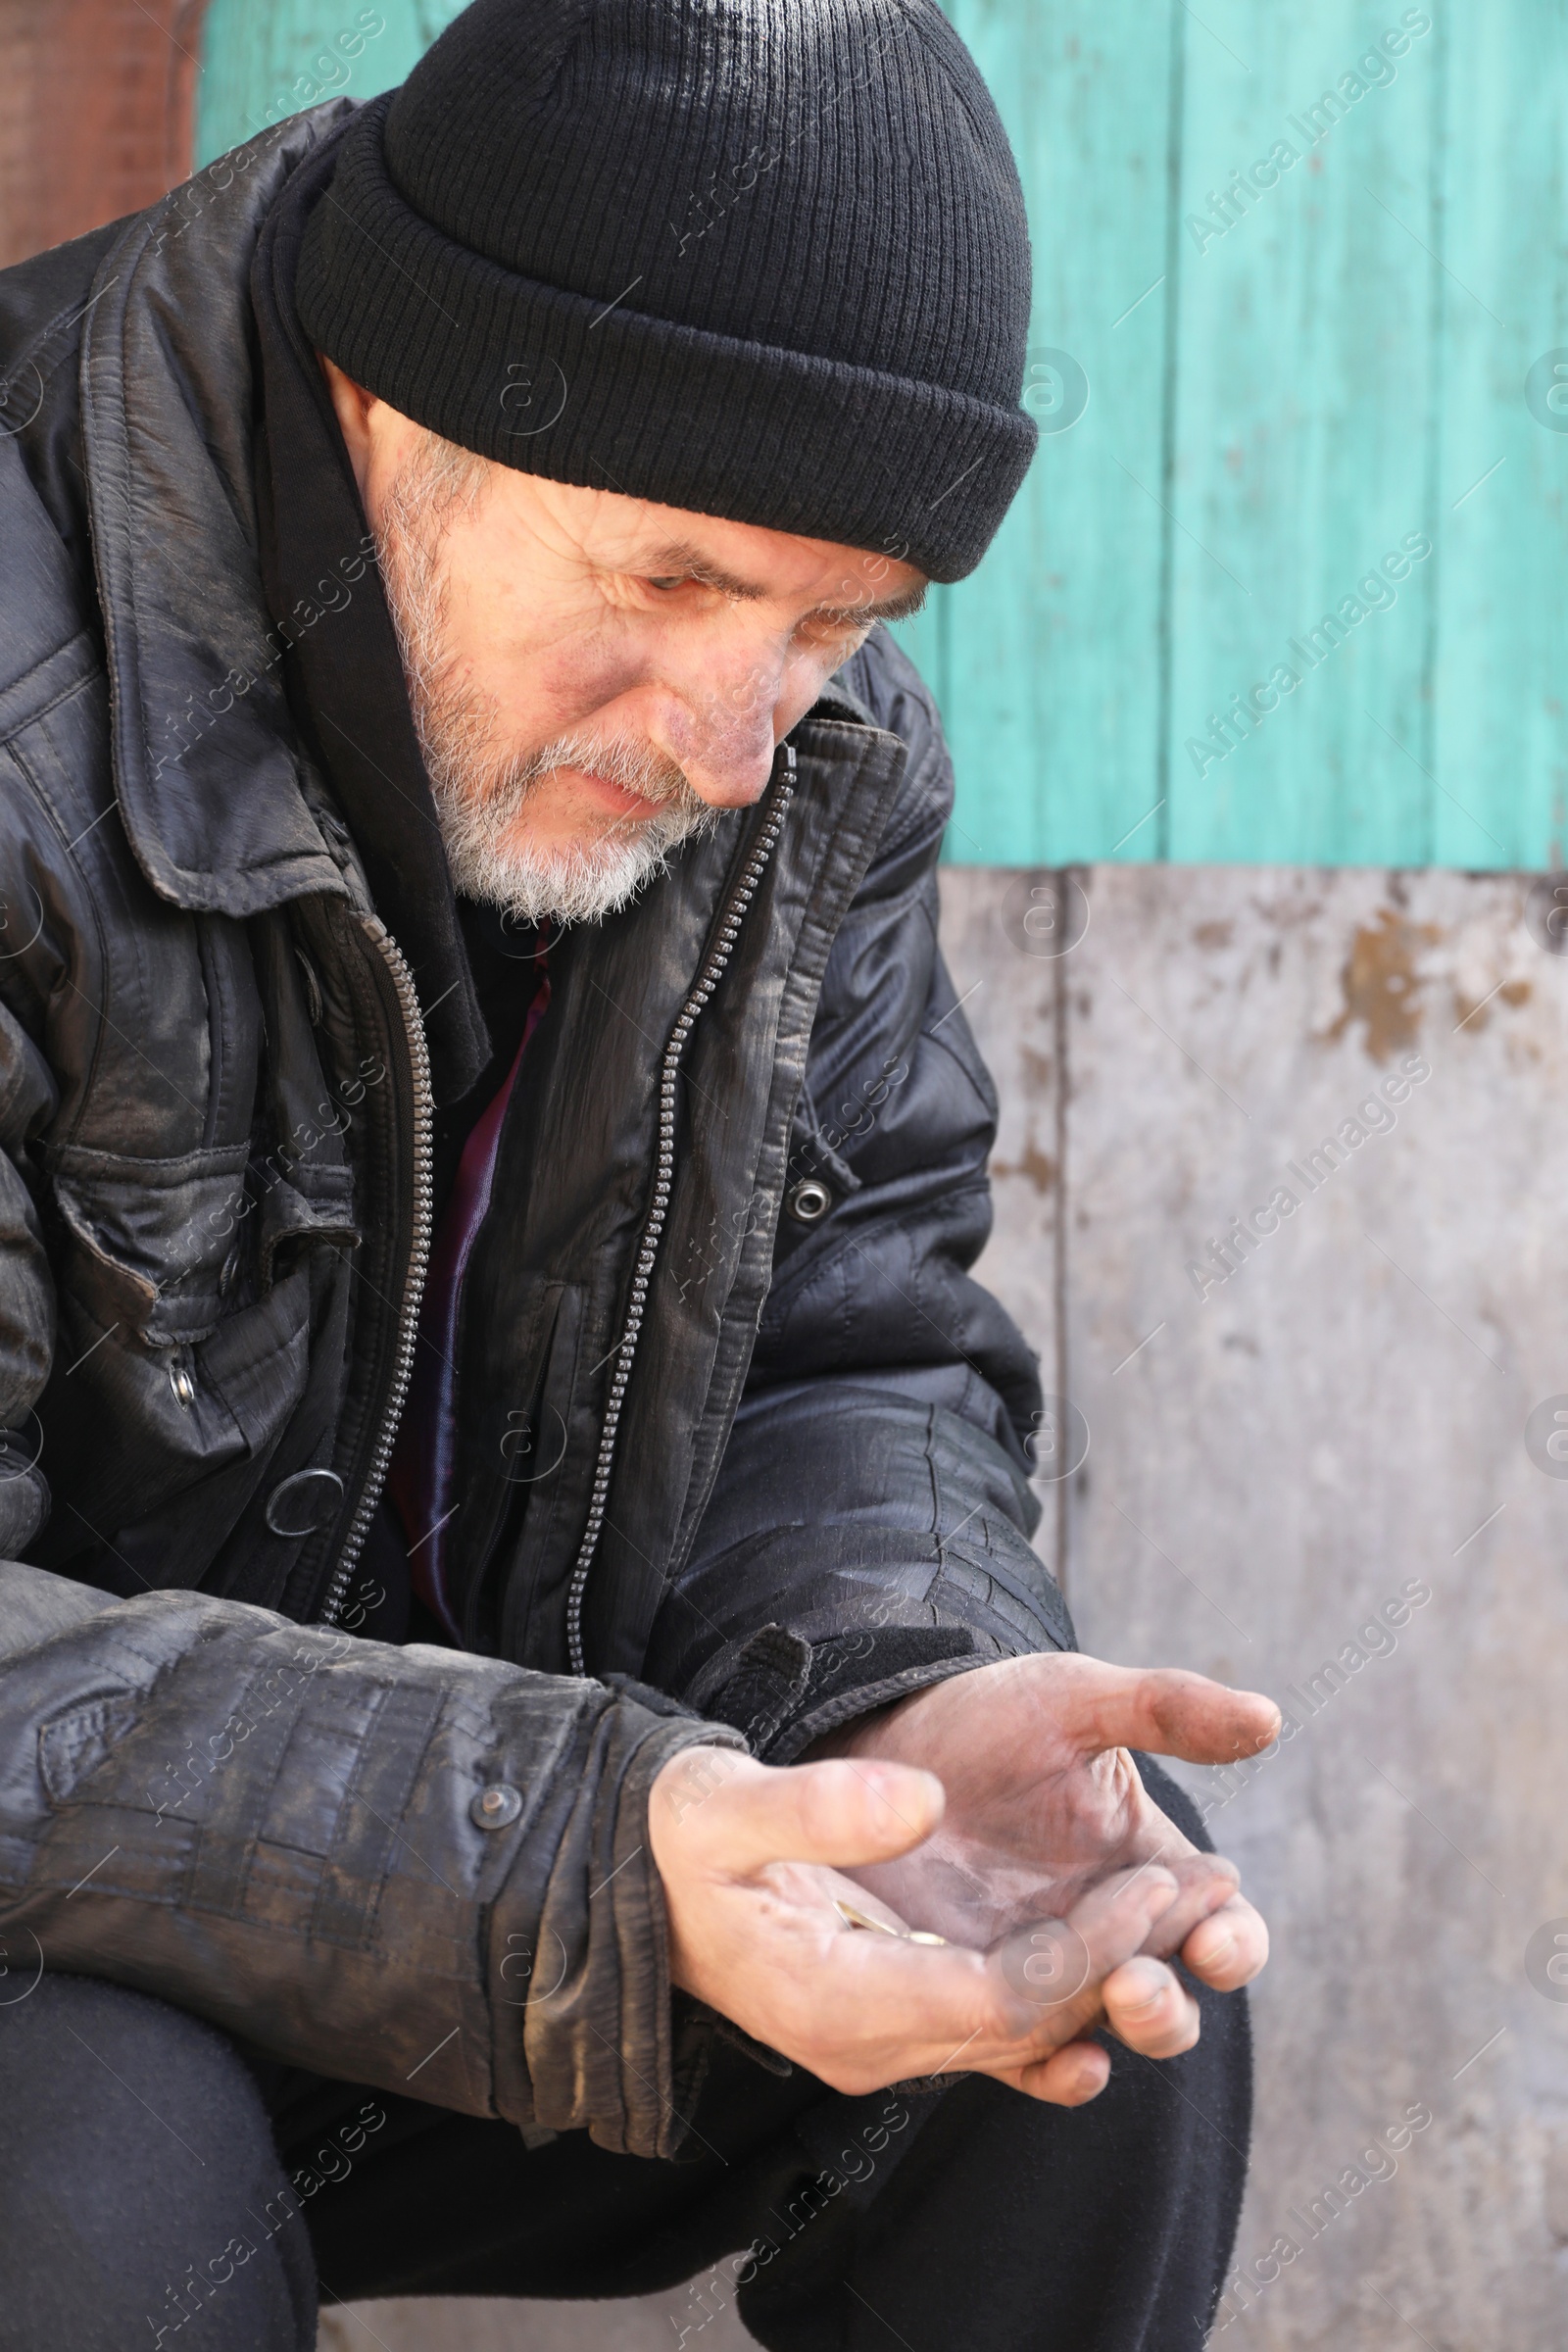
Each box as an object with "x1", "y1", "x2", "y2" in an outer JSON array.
[{"x1": 644, "y1": 575, "x2": 685, "y2": 592}]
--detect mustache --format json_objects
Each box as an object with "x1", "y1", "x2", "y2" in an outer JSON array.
[{"x1": 504, "y1": 730, "x2": 703, "y2": 818}]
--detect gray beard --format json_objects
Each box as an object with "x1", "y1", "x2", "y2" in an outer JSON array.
[
  {"x1": 374, "y1": 441, "x2": 715, "y2": 927},
  {"x1": 421, "y1": 720, "x2": 716, "y2": 928}
]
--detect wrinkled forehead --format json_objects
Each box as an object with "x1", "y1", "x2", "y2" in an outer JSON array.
[{"x1": 447, "y1": 462, "x2": 929, "y2": 621}]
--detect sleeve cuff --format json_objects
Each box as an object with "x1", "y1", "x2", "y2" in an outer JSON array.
[
  {"x1": 503, "y1": 1692, "x2": 746, "y2": 2161},
  {"x1": 692, "y1": 1623, "x2": 994, "y2": 1764}
]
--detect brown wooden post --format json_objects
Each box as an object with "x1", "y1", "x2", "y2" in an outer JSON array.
[{"x1": 0, "y1": 0, "x2": 211, "y2": 269}]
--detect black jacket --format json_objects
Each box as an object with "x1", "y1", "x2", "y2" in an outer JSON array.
[{"x1": 0, "y1": 106, "x2": 1072, "y2": 2156}]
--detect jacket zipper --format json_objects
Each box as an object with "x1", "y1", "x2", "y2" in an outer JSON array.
[
  {"x1": 565, "y1": 746, "x2": 796, "y2": 1674},
  {"x1": 316, "y1": 913, "x2": 436, "y2": 1626}
]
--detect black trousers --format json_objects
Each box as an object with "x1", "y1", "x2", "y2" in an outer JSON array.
[{"x1": 0, "y1": 1766, "x2": 1250, "y2": 2352}]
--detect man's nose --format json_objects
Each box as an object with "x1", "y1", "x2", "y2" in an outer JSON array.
[{"x1": 662, "y1": 661, "x2": 782, "y2": 808}]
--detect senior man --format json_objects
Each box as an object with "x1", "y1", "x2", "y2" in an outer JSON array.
[{"x1": 0, "y1": 3, "x2": 1277, "y2": 2346}]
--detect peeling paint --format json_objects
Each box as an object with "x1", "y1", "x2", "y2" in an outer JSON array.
[
  {"x1": 993, "y1": 1137, "x2": 1058, "y2": 1195},
  {"x1": 1452, "y1": 977, "x2": 1532, "y2": 1034},
  {"x1": 1325, "y1": 908, "x2": 1443, "y2": 1062}
]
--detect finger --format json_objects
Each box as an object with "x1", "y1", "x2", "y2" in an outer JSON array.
[
  {"x1": 1008, "y1": 2039, "x2": 1111, "y2": 2106},
  {"x1": 1136, "y1": 1853, "x2": 1241, "y2": 1958},
  {"x1": 1181, "y1": 1891, "x2": 1270, "y2": 1990},
  {"x1": 1102, "y1": 1955, "x2": 1200, "y2": 2059},
  {"x1": 1033, "y1": 1655, "x2": 1281, "y2": 1768},
  {"x1": 985, "y1": 1863, "x2": 1180, "y2": 2038},
  {"x1": 659, "y1": 1748, "x2": 946, "y2": 1876},
  {"x1": 823, "y1": 1863, "x2": 1181, "y2": 2083},
  {"x1": 758, "y1": 1860, "x2": 1188, "y2": 2099}
]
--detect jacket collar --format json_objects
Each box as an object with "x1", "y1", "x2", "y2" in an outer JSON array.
[{"x1": 80, "y1": 104, "x2": 357, "y2": 915}]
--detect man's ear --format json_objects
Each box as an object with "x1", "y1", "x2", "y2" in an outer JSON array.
[{"x1": 317, "y1": 352, "x2": 378, "y2": 504}]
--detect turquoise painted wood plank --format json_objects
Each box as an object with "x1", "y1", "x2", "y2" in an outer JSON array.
[
  {"x1": 896, "y1": 0, "x2": 1175, "y2": 866},
  {"x1": 1431, "y1": 0, "x2": 1568, "y2": 869},
  {"x1": 195, "y1": 0, "x2": 467, "y2": 166},
  {"x1": 1162, "y1": 0, "x2": 1442, "y2": 862}
]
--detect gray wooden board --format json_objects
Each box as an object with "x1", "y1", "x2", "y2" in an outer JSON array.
[
  {"x1": 318, "y1": 2284, "x2": 754, "y2": 2349},
  {"x1": 945, "y1": 861, "x2": 1568, "y2": 2345}
]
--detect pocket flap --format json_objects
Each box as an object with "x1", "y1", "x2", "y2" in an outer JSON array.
[{"x1": 45, "y1": 1142, "x2": 250, "y2": 1346}]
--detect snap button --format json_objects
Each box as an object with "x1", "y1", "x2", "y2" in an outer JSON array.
[
  {"x1": 786, "y1": 1176, "x2": 833, "y2": 1224},
  {"x1": 471, "y1": 1784, "x2": 523, "y2": 1831},
  {"x1": 169, "y1": 1362, "x2": 196, "y2": 1408},
  {"x1": 264, "y1": 1466, "x2": 346, "y2": 1539}
]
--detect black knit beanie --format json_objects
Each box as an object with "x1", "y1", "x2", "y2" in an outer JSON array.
[{"x1": 294, "y1": 0, "x2": 1037, "y2": 581}]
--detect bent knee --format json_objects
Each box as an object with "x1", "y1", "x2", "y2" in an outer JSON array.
[{"x1": 0, "y1": 1972, "x2": 317, "y2": 2351}]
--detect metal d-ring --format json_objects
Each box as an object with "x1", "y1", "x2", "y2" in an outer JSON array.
[{"x1": 264, "y1": 1466, "x2": 346, "y2": 1539}]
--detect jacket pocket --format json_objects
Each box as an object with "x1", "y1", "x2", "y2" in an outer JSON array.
[
  {"x1": 35, "y1": 1263, "x2": 315, "y2": 1561},
  {"x1": 43, "y1": 1141, "x2": 252, "y2": 1348},
  {"x1": 35, "y1": 1136, "x2": 337, "y2": 1548}
]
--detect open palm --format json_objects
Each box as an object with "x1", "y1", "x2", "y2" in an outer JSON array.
[{"x1": 814, "y1": 1652, "x2": 1277, "y2": 1986}]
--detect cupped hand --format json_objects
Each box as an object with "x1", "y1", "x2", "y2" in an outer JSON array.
[
  {"x1": 647, "y1": 1731, "x2": 1259, "y2": 2108},
  {"x1": 810, "y1": 1652, "x2": 1278, "y2": 1999}
]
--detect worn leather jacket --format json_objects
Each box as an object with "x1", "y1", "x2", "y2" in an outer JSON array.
[{"x1": 0, "y1": 106, "x2": 1071, "y2": 2156}]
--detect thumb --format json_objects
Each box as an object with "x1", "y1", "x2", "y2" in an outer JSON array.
[
  {"x1": 656, "y1": 1747, "x2": 945, "y2": 1875},
  {"x1": 1065, "y1": 1661, "x2": 1281, "y2": 1767},
  {"x1": 1134, "y1": 1668, "x2": 1282, "y2": 1766}
]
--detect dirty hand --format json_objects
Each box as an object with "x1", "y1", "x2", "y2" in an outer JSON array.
[
  {"x1": 810, "y1": 1652, "x2": 1279, "y2": 2082},
  {"x1": 648, "y1": 1654, "x2": 1274, "y2": 2107}
]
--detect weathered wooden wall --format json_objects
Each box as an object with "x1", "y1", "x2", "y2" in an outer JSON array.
[
  {"x1": 194, "y1": 0, "x2": 468, "y2": 164},
  {"x1": 894, "y1": 0, "x2": 1568, "y2": 870},
  {"x1": 0, "y1": 0, "x2": 207, "y2": 269},
  {"x1": 947, "y1": 861, "x2": 1568, "y2": 2348}
]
